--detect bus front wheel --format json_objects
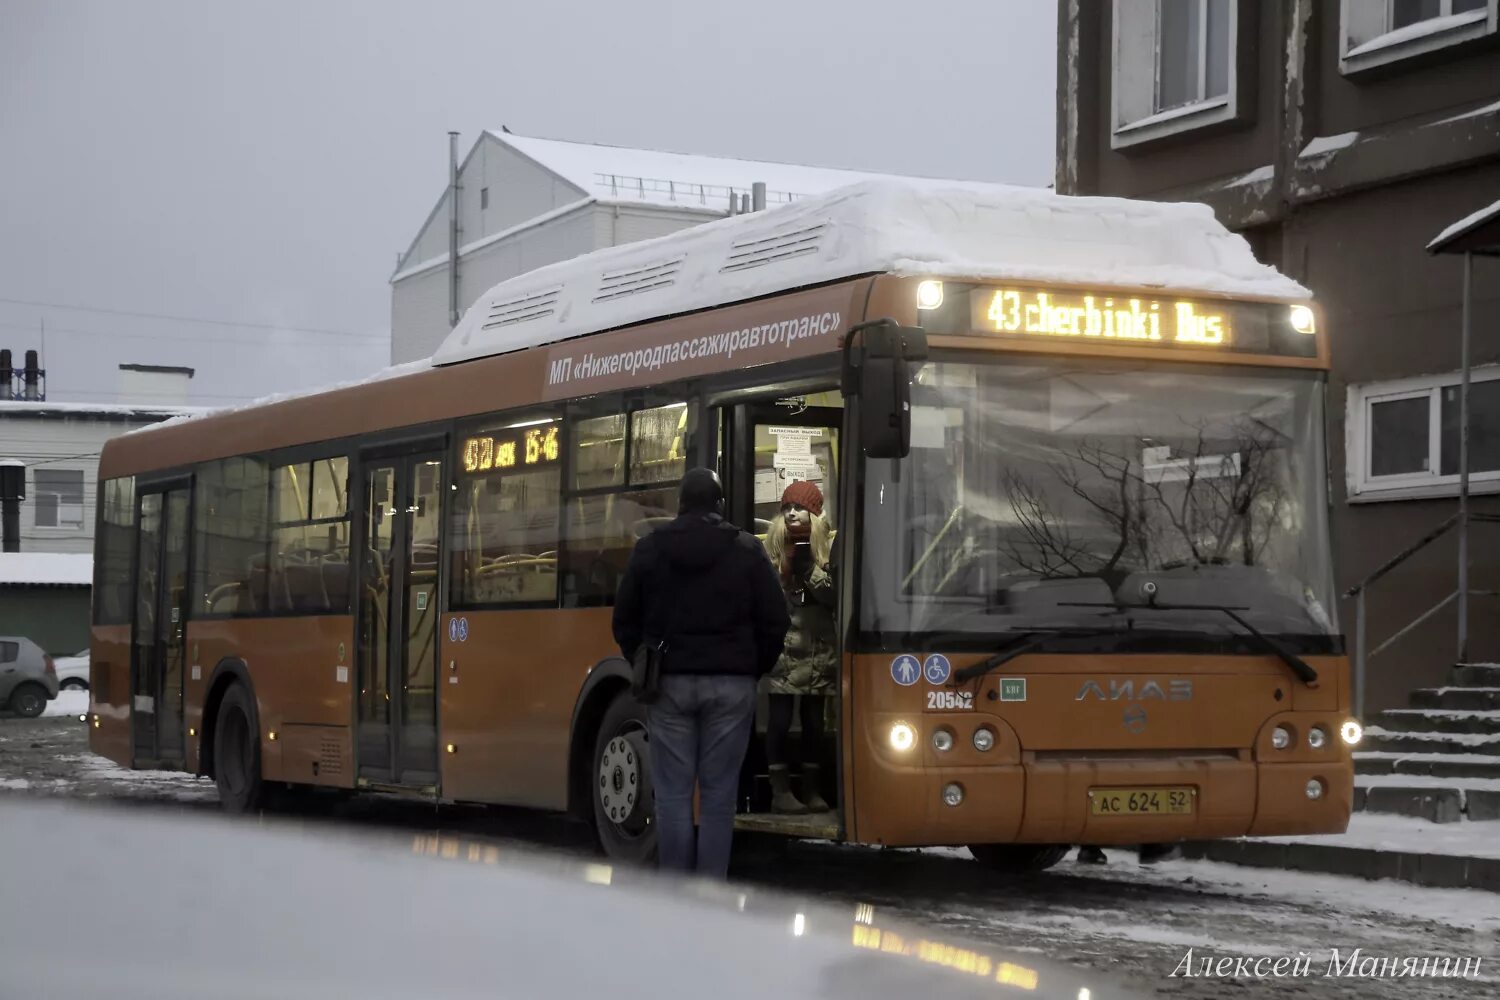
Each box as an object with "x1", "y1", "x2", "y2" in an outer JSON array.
[
  {"x1": 968, "y1": 843, "x2": 1069, "y2": 872},
  {"x1": 590, "y1": 693, "x2": 656, "y2": 864},
  {"x1": 214, "y1": 683, "x2": 266, "y2": 814}
]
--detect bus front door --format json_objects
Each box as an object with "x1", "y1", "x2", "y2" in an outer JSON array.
[
  {"x1": 130, "y1": 483, "x2": 190, "y2": 766},
  {"x1": 355, "y1": 451, "x2": 444, "y2": 790}
]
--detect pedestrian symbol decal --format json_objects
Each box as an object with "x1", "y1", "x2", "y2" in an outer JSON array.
[
  {"x1": 891, "y1": 654, "x2": 920, "y2": 686},
  {"x1": 448, "y1": 617, "x2": 469, "y2": 643},
  {"x1": 923, "y1": 654, "x2": 952, "y2": 686}
]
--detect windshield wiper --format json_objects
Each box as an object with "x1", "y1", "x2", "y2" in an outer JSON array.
[
  {"x1": 1060, "y1": 601, "x2": 1320, "y2": 686},
  {"x1": 950, "y1": 626, "x2": 1126, "y2": 684}
]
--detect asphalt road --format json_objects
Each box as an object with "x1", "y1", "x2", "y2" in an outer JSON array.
[{"x1": 2, "y1": 715, "x2": 1496, "y2": 999}]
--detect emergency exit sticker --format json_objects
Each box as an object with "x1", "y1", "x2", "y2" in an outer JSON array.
[{"x1": 999, "y1": 678, "x2": 1027, "y2": 702}]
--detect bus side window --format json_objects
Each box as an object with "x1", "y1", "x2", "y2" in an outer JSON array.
[{"x1": 192, "y1": 458, "x2": 270, "y2": 616}]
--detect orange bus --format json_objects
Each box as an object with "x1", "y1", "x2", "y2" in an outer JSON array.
[{"x1": 88, "y1": 179, "x2": 1357, "y2": 868}]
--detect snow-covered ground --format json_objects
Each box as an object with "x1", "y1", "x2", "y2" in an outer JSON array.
[
  {"x1": 1, "y1": 715, "x2": 1495, "y2": 998},
  {"x1": 42, "y1": 688, "x2": 89, "y2": 718}
]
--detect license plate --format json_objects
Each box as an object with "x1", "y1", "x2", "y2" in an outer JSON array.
[{"x1": 1089, "y1": 786, "x2": 1195, "y2": 816}]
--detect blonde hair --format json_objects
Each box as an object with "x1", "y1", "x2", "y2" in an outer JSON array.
[{"x1": 764, "y1": 510, "x2": 832, "y2": 575}]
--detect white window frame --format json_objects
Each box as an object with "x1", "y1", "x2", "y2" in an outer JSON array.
[
  {"x1": 1339, "y1": 0, "x2": 1499, "y2": 75},
  {"x1": 1111, "y1": 0, "x2": 1241, "y2": 149},
  {"x1": 1347, "y1": 367, "x2": 1500, "y2": 502},
  {"x1": 31, "y1": 467, "x2": 87, "y2": 530}
]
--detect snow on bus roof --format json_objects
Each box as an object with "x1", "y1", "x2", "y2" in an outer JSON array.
[{"x1": 434, "y1": 177, "x2": 1309, "y2": 367}]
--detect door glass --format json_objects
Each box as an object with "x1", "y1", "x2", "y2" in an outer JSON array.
[
  {"x1": 132, "y1": 493, "x2": 162, "y2": 752},
  {"x1": 156, "y1": 489, "x2": 190, "y2": 756},
  {"x1": 358, "y1": 465, "x2": 396, "y2": 773},
  {"x1": 752, "y1": 409, "x2": 841, "y2": 533},
  {"x1": 399, "y1": 457, "x2": 443, "y2": 778}
]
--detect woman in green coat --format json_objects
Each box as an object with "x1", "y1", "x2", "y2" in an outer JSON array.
[{"x1": 763, "y1": 480, "x2": 836, "y2": 814}]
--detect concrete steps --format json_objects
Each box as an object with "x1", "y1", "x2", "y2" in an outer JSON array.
[
  {"x1": 1452, "y1": 663, "x2": 1500, "y2": 686},
  {"x1": 1372, "y1": 708, "x2": 1500, "y2": 735},
  {"x1": 1348, "y1": 663, "x2": 1500, "y2": 823},
  {"x1": 1409, "y1": 687, "x2": 1500, "y2": 711}
]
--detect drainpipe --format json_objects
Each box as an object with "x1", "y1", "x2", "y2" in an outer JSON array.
[
  {"x1": 1457, "y1": 251, "x2": 1473, "y2": 663},
  {"x1": 448, "y1": 131, "x2": 460, "y2": 329}
]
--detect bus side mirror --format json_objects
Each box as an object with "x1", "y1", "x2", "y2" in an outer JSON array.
[{"x1": 842, "y1": 319, "x2": 928, "y2": 460}]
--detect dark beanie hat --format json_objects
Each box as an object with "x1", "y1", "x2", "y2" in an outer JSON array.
[
  {"x1": 780, "y1": 480, "x2": 824, "y2": 517},
  {"x1": 678, "y1": 467, "x2": 724, "y2": 514}
]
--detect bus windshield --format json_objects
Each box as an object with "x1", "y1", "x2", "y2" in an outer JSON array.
[{"x1": 860, "y1": 358, "x2": 1337, "y2": 649}]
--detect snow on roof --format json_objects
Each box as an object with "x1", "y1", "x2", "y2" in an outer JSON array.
[
  {"x1": 0, "y1": 399, "x2": 206, "y2": 420},
  {"x1": 1428, "y1": 197, "x2": 1500, "y2": 254},
  {"x1": 0, "y1": 552, "x2": 92, "y2": 587},
  {"x1": 492, "y1": 131, "x2": 921, "y2": 210},
  {"x1": 435, "y1": 177, "x2": 1310, "y2": 367}
]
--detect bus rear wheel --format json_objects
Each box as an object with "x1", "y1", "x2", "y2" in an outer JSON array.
[
  {"x1": 214, "y1": 683, "x2": 266, "y2": 814},
  {"x1": 590, "y1": 693, "x2": 656, "y2": 864},
  {"x1": 968, "y1": 843, "x2": 1069, "y2": 872}
]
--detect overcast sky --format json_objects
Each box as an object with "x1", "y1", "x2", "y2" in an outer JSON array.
[{"x1": 0, "y1": 0, "x2": 1057, "y2": 406}]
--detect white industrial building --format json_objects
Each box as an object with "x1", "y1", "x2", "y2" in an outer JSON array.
[
  {"x1": 390, "y1": 130, "x2": 939, "y2": 364},
  {"x1": 0, "y1": 364, "x2": 202, "y2": 555}
]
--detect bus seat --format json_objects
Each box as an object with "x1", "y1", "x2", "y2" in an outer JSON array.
[{"x1": 321, "y1": 560, "x2": 351, "y2": 610}]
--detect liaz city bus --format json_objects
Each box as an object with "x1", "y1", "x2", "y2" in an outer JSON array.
[{"x1": 87, "y1": 179, "x2": 1358, "y2": 868}]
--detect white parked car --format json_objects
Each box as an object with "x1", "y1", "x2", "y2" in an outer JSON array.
[{"x1": 51, "y1": 649, "x2": 90, "y2": 691}]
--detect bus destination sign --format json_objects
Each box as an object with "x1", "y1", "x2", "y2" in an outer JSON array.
[
  {"x1": 461, "y1": 424, "x2": 559, "y2": 475},
  {"x1": 971, "y1": 287, "x2": 1229, "y2": 346}
]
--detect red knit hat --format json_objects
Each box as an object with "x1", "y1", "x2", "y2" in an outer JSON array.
[{"x1": 780, "y1": 480, "x2": 824, "y2": 517}]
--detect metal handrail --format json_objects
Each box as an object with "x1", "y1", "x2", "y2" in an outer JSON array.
[{"x1": 1348, "y1": 511, "x2": 1500, "y2": 718}]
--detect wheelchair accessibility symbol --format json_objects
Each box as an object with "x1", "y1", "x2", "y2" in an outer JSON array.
[
  {"x1": 448, "y1": 617, "x2": 469, "y2": 643},
  {"x1": 891, "y1": 654, "x2": 920, "y2": 687},
  {"x1": 923, "y1": 654, "x2": 952, "y2": 685}
]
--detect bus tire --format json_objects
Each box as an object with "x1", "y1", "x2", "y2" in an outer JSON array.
[
  {"x1": 968, "y1": 843, "x2": 1069, "y2": 872},
  {"x1": 7, "y1": 682, "x2": 48, "y2": 718},
  {"x1": 213, "y1": 682, "x2": 266, "y2": 814},
  {"x1": 590, "y1": 692, "x2": 656, "y2": 864}
]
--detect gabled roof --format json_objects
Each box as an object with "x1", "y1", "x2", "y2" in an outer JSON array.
[
  {"x1": 434, "y1": 176, "x2": 1310, "y2": 368},
  {"x1": 489, "y1": 131, "x2": 936, "y2": 210}
]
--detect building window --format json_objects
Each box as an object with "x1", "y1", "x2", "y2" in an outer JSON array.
[
  {"x1": 1111, "y1": 0, "x2": 1244, "y2": 149},
  {"x1": 480, "y1": 187, "x2": 489, "y2": 210},
  {"x1": 1340, "y1": 0, "x2": 1496, "y2": 74},
  {"x1": 33, "y1": 468, "x2": 85, "y2": 528},
  {"x1": 1348, "y1": 368, "x2": 1500, "y2": 501}
]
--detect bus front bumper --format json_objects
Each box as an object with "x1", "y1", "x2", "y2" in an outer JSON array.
[{"x1": 855, "y1": 757, "x2": 1353, "y2": 848}]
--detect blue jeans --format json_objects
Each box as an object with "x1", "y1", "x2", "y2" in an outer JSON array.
[{"x1": 647, "y1": 673, "x2": 757, "y2": 878}]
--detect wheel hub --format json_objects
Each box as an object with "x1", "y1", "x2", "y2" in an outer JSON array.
[{"x1": 598, "y1": 731, "x2": 650, "y2": 830}]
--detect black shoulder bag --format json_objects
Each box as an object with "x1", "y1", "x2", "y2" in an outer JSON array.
[{"x1": 631, "y1": 571, "x2": 683, "y2": 705}]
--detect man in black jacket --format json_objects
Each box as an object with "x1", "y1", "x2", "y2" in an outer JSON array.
[{"x1": 613, "y1": 467, "x2": 789, "y2": 878}]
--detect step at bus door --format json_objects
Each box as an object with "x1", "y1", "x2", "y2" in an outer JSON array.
[
  {"x1": 355, "y1": 450, "x2": 444, "y2": 788},
  {"x1": 130, "y1": 482, "x2": 190, "y2": 766}
]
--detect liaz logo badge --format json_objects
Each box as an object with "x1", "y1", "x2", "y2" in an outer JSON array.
[{"x1": 1075, "y1": 679, "x2": 1193, "y2": 701}]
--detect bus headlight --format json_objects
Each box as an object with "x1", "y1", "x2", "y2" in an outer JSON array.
[
  {"x1": 889, "y1": 722, "x2": 917, "y2": 752},
  {"x1": 1341, "y1": 720, "x2": 1363, "y2": 746},
  {"x1": 1271, "y1": 726, "x2": 1292, "y2": 750},
  {"x1": 932, "y1": 728, "x2": 954, "y2": 752},
  {"x1": 1289, "y1": 305, "x2": 1316, "y2": 334},
  {"x1": 972, "y1": 727, "x2": 995, "y2": 752},
  {"x1": 1308, "y1": 727, "x2": 1327, "y2": 750},
  {"x1": 916, "y1": 280, "x2": 944, "y2": 310}
]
